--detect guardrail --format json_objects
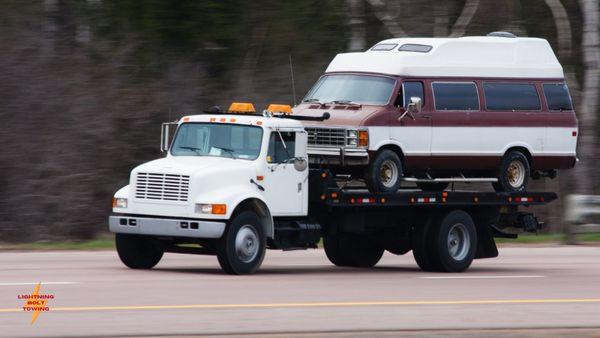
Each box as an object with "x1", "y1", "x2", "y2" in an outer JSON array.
[{"x1": 565, "y1": 194, "x2": 600, "y2": 241}]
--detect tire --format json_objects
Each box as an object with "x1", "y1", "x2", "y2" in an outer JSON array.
[
  {"x1": 416, "y1": 182, "x2": 449, "y2": 192},
  {"x1": 411, "y1": 215, "x2": 441, "y2": 272},
  {"x1": 428, "y1": 210, "x2": 478, "y2": 273},
  {"x1": 115, "y1": 234, "x2": 163, "y2": 269},
  {"x1": 494, "y1": 151, "x2": 530, "y2": 192},
  {"x1": 323, "y1": 234, "x2": 384, "y2": 268},
  {"x1": 366, "y1": 150, "x2": 403, "y2": 193},
  {"x1": 216, "y1": 211, "x2": 266, "y2": 275}
]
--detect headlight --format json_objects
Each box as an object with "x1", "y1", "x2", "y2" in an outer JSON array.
[
  {"x1": 346, "y1": 129, "x2": 368, "y2": 147},
  {"x1": 196, "y1": 203, "x2": 227, "y2": 215},
  {"x1": 112, "y1": 198, "x2": 127, "y2": 208},
  {"x1": 347, "y1": 130, "x2": 358, "y2": 138}
]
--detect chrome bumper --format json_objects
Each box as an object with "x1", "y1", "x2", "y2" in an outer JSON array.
[
  {"x1": 109, "y1": 215, "x2": 226, "y2": 239},
  {"x1": 307, "y1": 146, "x2": 369, "y2": 166}
]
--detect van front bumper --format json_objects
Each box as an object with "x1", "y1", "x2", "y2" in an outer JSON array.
[
  {"x1": 307, "y1": 146, "x2": 369, "y2": 166},
  {"x1": 109, "y1": 215, "x2": 226, "y2": 239}
]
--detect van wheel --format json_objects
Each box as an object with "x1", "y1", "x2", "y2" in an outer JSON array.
[
  {"x1": 216, "y1": 211, "x2": 266, "y2": 275},
  {"x1": 116, "y1": 234, "x2": 163, "y2": 269},
  {"x1": 494, "y1": 151, "x2": 530, "y2": 192},
  {"x1": 428, "y1": 210, "x2": 477, "y2": 272},
  {"x1": 417, "y1": 182, "x2": 449, "y2": 192},
  {"x1": 366, "y1": 150, "x2": 403, "y2": 193}
]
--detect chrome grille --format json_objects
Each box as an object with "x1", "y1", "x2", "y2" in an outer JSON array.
[
  {"x1": 305, "y1": 127, "x2": 346, "y2": 147},
  {"x1": 135, "y1": 173, "x2": 189, "y2": 202}
]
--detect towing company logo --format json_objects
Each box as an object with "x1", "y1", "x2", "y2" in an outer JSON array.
[{"x1": 18, "y1": 282, "x2": 53, "y2": 324}]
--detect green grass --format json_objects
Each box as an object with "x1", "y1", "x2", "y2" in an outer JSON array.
[
  {"x1": 0, "y1": 238, "x2": 115, "y2": 251},
  {"x1": 496, "y1": 232, "x2": 600, "y2": 244}
]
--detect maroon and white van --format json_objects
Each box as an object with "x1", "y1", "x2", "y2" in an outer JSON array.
[{"x1": 294, "y1": 33, "x2": 578, "y2": 193}]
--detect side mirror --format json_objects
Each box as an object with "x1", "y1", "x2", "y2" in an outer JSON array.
[
  {"x1": 160, "y1": 121, "x2": 178, "y2": 153},
  {"x1": 407, "y1": 96, "x2": 422, "y2": 114},
  {"x1": 293, "y1": 158, "x2": 308, "y2": 172}
]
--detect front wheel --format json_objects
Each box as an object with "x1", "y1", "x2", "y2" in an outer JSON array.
[
  {"x1": 216, "y1": 211, "x2": 266, "y2": 275},
  {"x1": 494, "y1": 151, "x2": 530, "y2": 192},
  {"x1": 116, "y1": 234, "x2": 163, "y2": 269},
  {"x1": 366, "y1": 150, "x2": 403, "y2": 193}
]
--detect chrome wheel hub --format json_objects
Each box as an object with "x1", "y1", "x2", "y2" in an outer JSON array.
[
  {"x1": 507, "y1": 160, "x2": 525, "y2": 188},
  {"x1": 447, "y1": 223, "x2": 470, "y2": 261},
  {"x1": 380, "y1": 160, "x2": 399, "y2": 188},
  {"x1": 235, "y1": 225, "x2": 259, "y2": 263}
]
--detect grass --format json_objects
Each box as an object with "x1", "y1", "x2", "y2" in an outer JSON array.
[{"x1": 2, "y1": 233, "x2": 600, "y2": 251}]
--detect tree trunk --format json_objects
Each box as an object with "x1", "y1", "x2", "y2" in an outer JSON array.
[
  {"x1": 346, "y1": 0, "x2": 367, "y2": 51},
  {"x1": 449, "y1": 0, "x2": 480, "y2": 37},
  {"x1": 365, "y1": 0, "x2": 408, "y2": 37}
]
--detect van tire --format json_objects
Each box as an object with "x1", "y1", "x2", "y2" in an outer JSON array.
[
  {"x1": 116, "y1": 234, "x2": 163, "y2": 269},
  {"x1": 428, "y1": 210, "x2": 477, "y2": 272},
  {"x1": 417, "y1": 182, "x2": 449, "y2": 192},
  {"x1": 494, "y1": 151, "x2": 530, "y2": 192},
  {"x1": 216, "y1": 211, "x2": 266, "y2": 275},
  {"x1": 366, "y1": 150, "x2": 403, "y2": 193}
]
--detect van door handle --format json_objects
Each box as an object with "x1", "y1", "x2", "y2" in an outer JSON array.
[{"x1": 421, "y1": 115, "x2": 432, "y2": 119}]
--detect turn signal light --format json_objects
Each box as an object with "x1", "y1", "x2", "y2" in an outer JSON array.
[
  {"x1": 228, "y1": 102, "x2": 256, "y2": 114},
  {"x1": 358, "y1": 130, "x2": 369, "y2": 147},
  {"x1": 212, "y1": 204, "x2": 227, "y2": 215},
  {"x1": 266, "y1": 104, "x2": 292, "y2": 114}
]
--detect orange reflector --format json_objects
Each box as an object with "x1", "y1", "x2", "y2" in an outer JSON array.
[
  {"x1": 256, "y1": 175, "x2": 264, "y2": 181},
  {"x1": 358, "y1": 130, "x2": 369, "y2": 147},
  {"x1": 111, "y1": 198, "x2": 117, "y2": 208},
  {"x1": 256, "y1": 121, "x2": 263, "y2": 125},
  {"x1": 350, "y1": 198, "x2": 356, "y2": 204},
  {"x1": 540, "y1": 197, "x2": 545, "y2": 202},
  {"x1": 442, "y1": 191, "x2": 448, "y2": 197},
  {"x1": 230, "y1": 118, "x2": 237, "y2": 122},
  {"x1": 331, "y1": 192, "x2": 338, "y2": 199},
  {"x1": 320, "y1": 194, "x2": 326, "y2": 200},
  {"x1": 508, "y1": 197, "x2": 513, "y2": 202},
  {"x1": 380, "y1": 198, "x2": 386, "y2": 203},
  {"x1": 266, "y1": 104, "x2": 292, "y2": 114},
  {"x1": 210, "y1": 117, "x2": 216, "y2": 122},
  {"x1": 182, "y1": 117, "x2": 190, "y2": 122},
  {"x1": 219, "y1": 118, "x2": 226, "y2": 122},
  {"x1": 212, "y1": 204, "x2": 227, "y2": 215},
  {"x1": 228, "y1": 102, "x2": 256, "y2": 113},
  {"x1": 321, "y1": 172, "x2": 327, "y2": 178}
]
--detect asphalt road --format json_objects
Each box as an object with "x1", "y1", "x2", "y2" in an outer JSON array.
[{"x1": 2, "y1": 245, "x2": 600, "y2": 338}]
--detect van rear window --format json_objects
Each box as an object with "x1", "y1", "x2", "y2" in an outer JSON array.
[
  {"x1": 432, "y1": 83, "x2": 479, "y2": 111},
  {"x1": 543, "y1": 83, "x2": 573, "y2": 111},
  {"x1": 483, "y1": 83, "x2": 540, "y2": 111}
]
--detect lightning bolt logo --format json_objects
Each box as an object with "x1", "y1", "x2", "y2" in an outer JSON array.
[{"x1": 22, "y1": 282, "x2": 49, "y2": 324}]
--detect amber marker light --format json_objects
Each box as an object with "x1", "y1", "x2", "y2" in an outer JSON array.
[
  {"x1": 331, "y1": 192, "x2": 338, "y2": 199},
  {"x1": 256, "y1": 175, "x2": 264, "y2": 181},
  {"x1": 266, "y1": 104, "x2": 292, "y2": 115},
  {"x1": 182, "y1": 117, "x2": 190, "y2": 122},
  {"x1": 228, "y1": 102, "x2": 256, "y2": 114},
  {"x1": 358, "y1": 130, "x2": 369, "y2": 147},
  {"x1": 212, "y1": 204, "x2": 227, "y2": 215}
]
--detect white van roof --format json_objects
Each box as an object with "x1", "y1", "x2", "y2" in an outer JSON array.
[{"x1": 325, "y1": 36, "x2": 564, "y2": 79}]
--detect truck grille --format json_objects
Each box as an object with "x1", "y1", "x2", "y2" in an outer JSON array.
[
  {"x1": 135, "y1": 173, "x2": 190, "y2": 202},
  {"x1": 305, "y1": 127, "x2": 346, "y2": 147}
]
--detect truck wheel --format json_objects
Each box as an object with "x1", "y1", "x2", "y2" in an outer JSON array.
[
  {"x1": 366, "y1": 150, "x2": 403, "y2": 193},
  {"x1": 428, "y1": 210, "x2": 478, "y2": 272},
  {"x1": 216, "y1": 211, "x2": 266, "y2": 275},
  {"x1": 115, "y1": 234, "x2": 163, "y2": 269},
  {"x1": 342, "y1": 234, "x2": 384, "y2": 268},
  {"x1": 494, "y1": 151, "x2": 530, "y2": 192},
  {"x1": 323, "y1": 234, "x2": 351, "y2": 266},
  {"x1": 411, "y1": 216, "x2": 440, "y2": 272},
  {"x1": 416, "y1": 182, "x2": 449, "y2": 192}
]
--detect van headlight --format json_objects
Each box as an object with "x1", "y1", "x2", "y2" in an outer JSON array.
[
  {"x1": 347, "y1": 129, "x2": 368, "y2": 147},
  {"x1": 112, "y1": 198, "x2": 128, "y2": 208}
]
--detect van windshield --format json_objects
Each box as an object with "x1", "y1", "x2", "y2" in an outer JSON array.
[
  {"x1": 303, "y1": 74, "x2": 395, "y2": 105},
  {"x1": 171, "y1": 123, "x2": 263, "y2": 160}
]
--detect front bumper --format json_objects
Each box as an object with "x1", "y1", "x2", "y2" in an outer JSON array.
[
  {"x1": 109, "y1": 215, "x2": 226, "y2": 239},
  {"x1": 307, "y1": 146, "x2": 369, "y2": 166}
]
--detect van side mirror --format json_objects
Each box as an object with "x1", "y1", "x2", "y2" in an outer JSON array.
[
  {"x1": 160, "y1": 122, "x2": 178, "y2": 153},
  {"x1": 407, "y1": 96, "x2": 422, "y2": 114}
]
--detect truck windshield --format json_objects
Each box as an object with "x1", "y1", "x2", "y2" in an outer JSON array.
[
  {"x1": 171, "y1": 123, "x2": 263, "y2": 160},
  {"x1": 303, "y1": 74, "x2": 395, "y2": 105}
]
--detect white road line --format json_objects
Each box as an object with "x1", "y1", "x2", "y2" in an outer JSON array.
[
  {"x1": 0, "y1": 282, "x2": 80, "y2": 286},
  {"x1": 419, "y1": 275, "x2": 545, "y2": 280}
]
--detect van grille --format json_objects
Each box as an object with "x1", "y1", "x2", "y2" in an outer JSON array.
[
  {"x1": 135, "y1": 173, "x2": 190, "y2": 202},
  {"x1": 305, "y1": 127, "x2": 346, "y2": 147}
]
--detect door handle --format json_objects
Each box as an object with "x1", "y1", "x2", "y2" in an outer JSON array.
[{"x1": 421, "y1": 115, "x2": 432, "y2": 119}]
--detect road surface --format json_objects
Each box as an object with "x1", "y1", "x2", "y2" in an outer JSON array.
[{"x1": 1, "y1": 245, "x2": 600, "y2": 337}]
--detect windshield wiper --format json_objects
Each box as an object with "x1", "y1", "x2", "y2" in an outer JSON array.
[
  {"x1": 212, "y1": 146, "x2": 237, "y2": 159},
  {"x1": 328, "y1": 100, "x2": 362, "y2": 107},
  {"x1": 179, "y1": 146, "x2": 203, "y2": 154},
  {"x1": 302, "y1": 98, "x2": 323, "y2": 104}
]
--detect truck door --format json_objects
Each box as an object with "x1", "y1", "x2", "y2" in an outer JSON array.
[
  {"x1": 390, "y1": 80, "x2": 432, "y2": 169},
  {"x1": 262, "y1": 129, "x2": 308, "y2": 216}
]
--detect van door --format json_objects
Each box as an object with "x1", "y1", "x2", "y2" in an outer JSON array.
[
  {"x1": 430, "y1": 82, "x2": 477, "y2": 169},
  {"x1": 390, "y1": 80, "x2": 432, "y2": 170},
  {"x1": 261, "y1": 129, "x2": 307, "y2": 216}
]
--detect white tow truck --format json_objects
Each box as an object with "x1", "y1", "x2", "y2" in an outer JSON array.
[{"x1": 109, "y1": 103, "x2": 556, "y2": 274}]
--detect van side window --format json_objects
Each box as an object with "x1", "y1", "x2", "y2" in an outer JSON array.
[
  {"x1": 543, "y1": 83, "x2": 574, "y2": 111},
  {"x1": 483, "y1": 83, "x2": 540, "y2": 111},
  {"x1": 402, "y1": 81, "x2": 424, "y2": 108},
  {"x1": 267, "y1": 131, "x2": 296, "y2": 164},
  {"x1": 432, "y1": 82, "x2": 479, "y2": 111}
]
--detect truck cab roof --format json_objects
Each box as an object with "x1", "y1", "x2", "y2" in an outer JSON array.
[{"x1": 181, "y1": 113, "x2": 306, "y2": 129}]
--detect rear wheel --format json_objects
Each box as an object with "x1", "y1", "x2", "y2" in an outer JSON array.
[
  {"x1": 366, "y1": 150, "x2": 403, "y2": 193},
  {"x1": 323, "y1": 233, "x2": 384, "y2": 268},
  {"x1": 116, "y1": 234, "x2": 163, "y2": 269},
  {"x1": 216, "y1": 211, "x2": 266, "y2": 275},
  {"x1": 428, "y1": 210, "x2": 477, "y2": 272},
  {"x1": 416, "y1": 182, "x2": 449, "y2": 192},
  {"x1": 494, "y1": 151, "x2": 530, "y2": 192}
]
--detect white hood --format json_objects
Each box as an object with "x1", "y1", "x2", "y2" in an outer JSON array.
[{"x1": 133, "y1": 156, "x2": 254, "y2": 176}]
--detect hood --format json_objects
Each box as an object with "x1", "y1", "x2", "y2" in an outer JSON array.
[
  {"x1": 292, "y1": 103, "x2": 384, "y2": 127},
  {"x1": 133, "y1": 156, "x2": 255, "y2": 177}
]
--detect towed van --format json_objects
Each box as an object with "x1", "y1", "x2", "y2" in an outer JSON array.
[{"x1": 294, "y1": 33, "x2": 578, "y2": 193}]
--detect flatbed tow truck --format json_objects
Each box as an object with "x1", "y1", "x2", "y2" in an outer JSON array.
[{"x1": 109, "y1": 103, "x2": 556, "y2": 274}]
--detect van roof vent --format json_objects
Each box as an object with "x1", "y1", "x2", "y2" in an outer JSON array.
[{"x1": 486, "y1": 31, "x2": 517, "y2": 38}]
